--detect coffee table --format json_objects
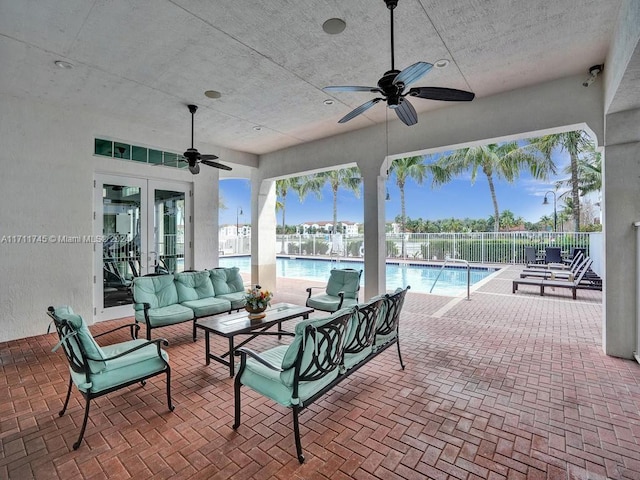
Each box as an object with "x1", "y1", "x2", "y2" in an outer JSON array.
[{"x1": 196, "y1": 303, "x2": 314, "y2": 376}]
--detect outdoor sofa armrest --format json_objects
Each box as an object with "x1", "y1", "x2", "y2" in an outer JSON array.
[
  {"x1": 235, "y1": 347, "x2": 284, "y2": 372},
  {"x1": 94, "y1": 322, "x2": 140, "y2": 341}
]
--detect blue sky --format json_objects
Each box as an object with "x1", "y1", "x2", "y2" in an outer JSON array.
[{"x1": 219, "y1": 150, "x2": 577, "y2": 226}]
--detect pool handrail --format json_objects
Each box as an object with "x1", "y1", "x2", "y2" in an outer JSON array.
[{"x1": 430, "y1": 257, "x2": 471, "y2": 300}]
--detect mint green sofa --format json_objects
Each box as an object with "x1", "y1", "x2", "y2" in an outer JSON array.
[
  {"x1": 233, "y1": 286, "x2": 409, "y2": 463},
  {"x1": 47, "y1": 305, "x2": 174, "y2": 450},
  {"x1": 132, "y1": 267, "x2": 246, "y2": 341}
]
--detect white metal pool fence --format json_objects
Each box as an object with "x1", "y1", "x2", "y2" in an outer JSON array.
[{"x1": 221, "y1": 232, "x2": 600, "y2": 265}]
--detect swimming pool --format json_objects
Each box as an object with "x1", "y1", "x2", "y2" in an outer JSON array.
[{"x1": 218, "y1": 256, "x2": 499, "y2": 296}]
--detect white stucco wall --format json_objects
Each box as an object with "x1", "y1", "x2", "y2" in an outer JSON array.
[{"x1": 0, "y1": 95, "x2": 256, "y2": 342}]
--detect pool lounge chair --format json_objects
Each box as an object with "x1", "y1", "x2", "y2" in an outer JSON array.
[
  {"x1": 544, "y1": 247, "x2": 564, "y2": 265},
  {"x1": 520, "y1": 252, "x2": 585, "y2": 278},
  {"x1": 524, "y1": 246, "x2": 544, "y2": 266},
  {"x1": 512, "y1": 258, "x2": 593, "y2": 299}
]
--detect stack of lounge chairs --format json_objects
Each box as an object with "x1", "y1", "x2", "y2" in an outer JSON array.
[{"x1": 513, "y1": 251, "x2": 602, "y2": 299}]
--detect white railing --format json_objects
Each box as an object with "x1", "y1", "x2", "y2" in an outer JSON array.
[{"x1": 220, "y1": 231, "x2": 597, "y2": 264}]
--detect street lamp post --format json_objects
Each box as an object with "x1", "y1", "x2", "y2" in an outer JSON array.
[
  {"x1": 236, "y1": 207, "x2": 243, "y2": 236},
  {"x1": 236, "y1": 207, "x2": 243, "y2": 255},
  {"x1": 542, "y1": 191, "x2": 557, "y2": 232}
]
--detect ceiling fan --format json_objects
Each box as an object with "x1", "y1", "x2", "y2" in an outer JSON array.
[
  {"x1": 323, "y1": 0, "x2": 475, "y2": 126},
  {"x1": 182, "y1": 104, "x2": 231, "y2": 174}
]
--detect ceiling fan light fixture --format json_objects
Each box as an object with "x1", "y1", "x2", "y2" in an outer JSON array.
[
  {"x1": 434, "y1": 59, "x2": 450, "y2": 69},
  {"x1": 322, "y1": 18, "x2": 346, "y2": 35},
  {"x1": 322, "y1": 0, "x2": 475, "y2": 127},
  {"x1": 204, "y1": 90, "x2": 222, "y2": 99}
]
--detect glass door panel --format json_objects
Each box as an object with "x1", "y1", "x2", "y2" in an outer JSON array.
[
  {"x1": 95, "y1": 175, "x2": 191, "y2": 321},
  {"x1": 102, "y1": 184, "x2": 142, "y2": 308},
  {"x1": 153, "y1": 189, "x2": 186, "y2": 274}
]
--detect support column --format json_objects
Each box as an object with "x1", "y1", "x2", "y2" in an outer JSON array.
[
  {"x1": 360, "y1": 164, "x2": 387, "y2": 300},
  {"x1": 603, "y1": 108, "x2": 640, "y2": 358},
  {"x1": 250, "y1": 177, "x2": 277, "y2": 292}
]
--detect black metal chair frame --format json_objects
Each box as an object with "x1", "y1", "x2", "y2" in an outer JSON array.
[
  {"x1": 47, "y1": 307, "x2": 175, "y2": 450},
  {"x1": 305, "y1": 268, "x2": 363, "y2": 313},
  {"x1": 344, "y1": 297, "x2": 384, "y2": 357},
  {"x1": 233, "y1": 286, "x2": 409, "y2": 463}
]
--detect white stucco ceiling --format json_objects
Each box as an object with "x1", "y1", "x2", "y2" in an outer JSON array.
[{"x1": 0, "y1": 0, "x2": 624, "y2": 156}]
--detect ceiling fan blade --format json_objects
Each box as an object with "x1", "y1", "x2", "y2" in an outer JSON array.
[
  {"x1": 200, "y1": 154, "x2": 219, "y2": 160},
  {"x1": 201, "y1": 159, "x2": 232, "y2": 171},
  {"x1": 323, "y1": 86, "x2": 380, "y2": 93},
  {"x1": 408, "y1": 86, "x2": 475, "y2": 101},
  {"x1": 338, "y1": 98, "x2": 384, "y2": 123},
  {"x1": 394, "y1": 98, "x2": 418, "y2": 126},
  {"x1": 393, "y1": 62, "x2": 433, "y2": 88},
  {"x1": 189, "y1": 163, "x2": 200, "y2": 174}
]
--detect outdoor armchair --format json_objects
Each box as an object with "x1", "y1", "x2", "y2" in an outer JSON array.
[
  {"x1": 47, "y1": 306, "x2": 174, "y2": 450},
  {"x1": 305, "y1": 268, "x2": 362, "y2": 313}
]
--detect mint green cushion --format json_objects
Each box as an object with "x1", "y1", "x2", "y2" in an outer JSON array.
[
  {"x1": 343, "y1": 297, "x2": 382, "y2": 370},
  {"x1": 54, "y1": 306, "x2": 106, "y2": 373},
  {"x1": 133, "y1": 275, "x2": 178, "y2": 309},
  {"x1": 175, "y1": 271, "x2": 215, "y2": 302},
  {"x1": 134, "y1": 304, "x2": 194, "y2": 327},
  {"x1": 306, "y1": 294, "x2": 357, "y2": 312},
  {"x1": 209, "y1": 267, "x2": 244, "y2": 295},
  {"x1": 240, "y1": 346, "x2": 340, "y2": 407},
  {"x1": 326, "y1": 269, "x2": 360, "y2": 299},
  {"x1": 180, "y1": 297, "x2": 231, "y2": 317},
  {"x1": 71, "y1": 339, "x2": 168, "y2": 393},
  {"x1": 343, "y1": 346, "x2": 372, "y2": 370},
  {"x1": 279, "y1": 308, "x2": 353, "y2": 384},
  {"x1": 215, "y1": 291, "x2": 246, "y2": 309}
]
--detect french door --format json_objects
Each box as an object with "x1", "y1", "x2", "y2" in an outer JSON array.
[{"x1": 94, "y1": 174, "x2": 192, "y2": 320}]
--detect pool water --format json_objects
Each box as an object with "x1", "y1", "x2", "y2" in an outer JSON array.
[{"x1": 219, "y1": 257, "x2": 498, "y2": 296}]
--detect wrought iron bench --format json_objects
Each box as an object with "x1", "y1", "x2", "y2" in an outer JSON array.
[{"x1": 232, "y1": 286, "x2": 409, "y2": 463}]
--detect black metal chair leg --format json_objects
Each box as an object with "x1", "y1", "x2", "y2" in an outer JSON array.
[
  {"x1": 192, "y1": 320, "x2": 197, "y2": 342},
  {"x1": 59, "y1": 377, "x2": 73, "y2": 416},
  {"x1": 233, "y1": 374, "x2": 242, "y2": 429},
  {"x1": 73, "y1": 396, "x2": 91, "y2": 450},
  {"x1": 292, "y1": 406, "x2": 305, "y2": 463},
  {"x1": 396, "y1": 339, "x2": 405, "y2": 370},
  {"x1": 166, "y1": 367, "x2": 175, "y2": 411}
]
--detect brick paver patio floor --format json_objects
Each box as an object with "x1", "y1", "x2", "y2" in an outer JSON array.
[{"x1": 2, "y1": 265, "x2": 639, "y2": 479}]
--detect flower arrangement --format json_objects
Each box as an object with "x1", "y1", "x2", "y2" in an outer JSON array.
[{"x1": 245, "y1": 285, "x2": 272, "y2": 311}]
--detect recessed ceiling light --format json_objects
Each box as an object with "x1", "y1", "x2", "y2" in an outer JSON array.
[
  {"x1": 323, "y1": 99, "x2": 335, "y2": 105},
  {"x1": 434, "y1": 59, "x2": 450, "y2": 69},
  {"x1": 54, "y1": 60, "x2": 73, "y2": 69},
  {"x1": 322, "y1": 18, "x2": 346, "y2": 35},
  {"x1": 204, "y1": 90, "x2": 222, "y2": 99},
  {"x1": 253, "y1": 126, "x2": 262, "y2": 131}
]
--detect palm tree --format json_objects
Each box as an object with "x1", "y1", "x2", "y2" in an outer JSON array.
[
  {"x1": 555, "y1": 142, "x2": 601, "y2": 198},
  {"x1": 275, "y1": 177, "x2": 302, "y2": 253},
  {"x1": 527, "y1": 130, "x2": 594, "y2": 231},
  {"x1": 388, "y1": 156, "x2": 429, "y2": 256},
  {"x1": 312, "y1": 167, "x2": 361, "y2": 234},
  {"x1": 431, "y1": 142, "x2": 555, "y2": 232}
]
